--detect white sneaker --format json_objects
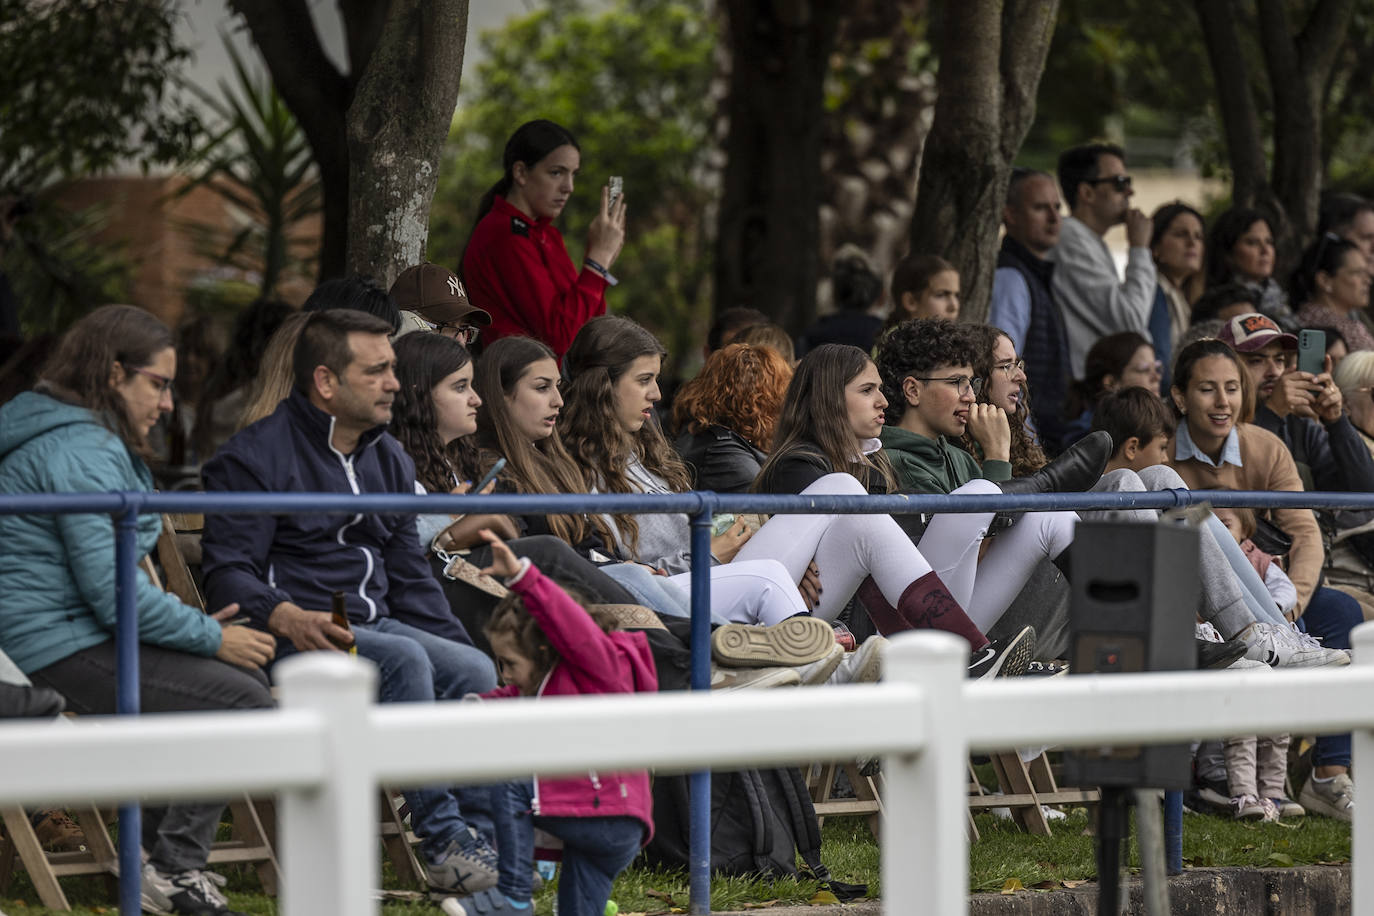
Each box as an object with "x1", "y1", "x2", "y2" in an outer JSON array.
[
  {"x1": 1285, "y1": 625, "x2": 1351, "y2": 665},
  {"x1": 793, "y1": 644, "x2": 846, "y2": 685},
  {"x1": 1239, "y1": 621, "x2": 1348, "y2": 668},
  {"x1": 824, "y1": 637, "x2": 887, "y2": 685},
  {"x1": 709, "y1": 664, "x2": 801, "y2": 691},
  {"x1": 1299, "y1": 773, "x2": 1355, "y2": 822}
]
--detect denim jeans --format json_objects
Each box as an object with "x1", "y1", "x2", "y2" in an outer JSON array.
[
  {"x1": 29, "y1": 640, "x2": 273, "y2": 873},
  {"x1": 350, "y1": 618, "x2": 497, "y2": 858},
  {"x1": 1299, "y1": 587, "x2": 1362, "y2": 768},
  {"x1": 493, "y1": 780, "x2": 644, "y2": 915}
]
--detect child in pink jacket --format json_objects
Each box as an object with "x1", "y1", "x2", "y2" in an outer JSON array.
[{"x1": 445, "y1": 530, "x2": 657, "y2": 916}]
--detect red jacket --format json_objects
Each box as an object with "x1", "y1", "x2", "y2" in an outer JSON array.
[
  {"x1": 461, "y1": 195, "x2": 608, "y2": 359},
  {"x1": 482, "y1": 561, "x2": 657, "y2": 840}
]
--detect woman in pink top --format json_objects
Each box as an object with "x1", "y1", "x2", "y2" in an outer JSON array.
[{"x1": 444, "y1": 531, "x2": 655, "y2": 916}]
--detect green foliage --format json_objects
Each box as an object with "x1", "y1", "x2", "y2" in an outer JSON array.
[
  {"x1": 176, "y1": 39, "x2": 321, "y2": 299},
  {"x1": 428, "y1": 0, "x2": 716, "y2": 360},
  {"x1": 6, "y1": 202, "x2": 134, "y2": 336},
  {"x1": 0, "y1": 0, "x2": 202, "y2": 190}
]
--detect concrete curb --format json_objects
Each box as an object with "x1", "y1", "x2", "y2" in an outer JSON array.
[{"x1": 709, "y1": 865, "x2": 1350, "y2": 915}]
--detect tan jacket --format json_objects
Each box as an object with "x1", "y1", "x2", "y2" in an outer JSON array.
[{"x1": 1167, "y1": 423, "x2": 1322, "y2": 615}]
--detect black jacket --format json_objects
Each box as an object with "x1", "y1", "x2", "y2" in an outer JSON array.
[
  {"x1": 1252, "y1": 406, "x2": 1374, "y2": 494},
  {"x1": 675, "y1": 425, "x2": 765, "y2": 493}
]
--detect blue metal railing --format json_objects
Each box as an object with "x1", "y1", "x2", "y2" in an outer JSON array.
[{"x1": 5, "y1": 486, "x2": 1374, "y2": 915}]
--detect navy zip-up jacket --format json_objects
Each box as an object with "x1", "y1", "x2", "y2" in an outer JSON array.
[{"x1": 200, "y1": 389, "x2": 472, "y2": 647}]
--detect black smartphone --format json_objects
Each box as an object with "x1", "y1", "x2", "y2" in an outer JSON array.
[
  {"x1": 1297, "y1": 329, "x2": 1326, "y2": 376},
  {"x1": 471, "y1": 457, "x2": 507, "y2": 494}
]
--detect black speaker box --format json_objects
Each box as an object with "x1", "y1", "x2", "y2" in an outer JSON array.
[{"x1": 1063, "y1": 520, "x2": 1199, "y2": 790}]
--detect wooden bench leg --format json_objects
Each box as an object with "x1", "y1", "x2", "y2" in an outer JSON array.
[{"x1": 0, "y1": 807, "x2": 70, "y2": 910}]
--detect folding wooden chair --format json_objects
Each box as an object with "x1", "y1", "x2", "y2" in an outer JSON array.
[
  {"x1": 967, "y1": 749, "x2": 1099, "y2": 836},
  {"x1": 805, "y1": 761, "x2": 882, "y2": 838}
]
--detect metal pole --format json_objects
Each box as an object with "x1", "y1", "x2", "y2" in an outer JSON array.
[
  {"x1": 114, "y1": 505, "x2": 142, "y2": 916},
  {"x1": 884, "y1": 632, "x2": 966, "y2": 915},
  {"x1": 277, "y1": 653, "x2": 379, "y2": 916},
  {"x1": 1352, "y1": 623, "x2": 1374, "y2": 916},
  {"x1": 1135, "y1": 789, "x2": 1170, "y2": 915},
  {"x1": 688, "y1": 501, "x2": 714, "y2": 915},
  {"x1": 1162, "y1": 790, "x2": 1183, "y2": 875}
]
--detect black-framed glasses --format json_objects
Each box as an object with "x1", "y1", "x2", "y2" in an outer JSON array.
[
  {"x1": 912, "y1": 375, "x2": 983, "y2": 396},
  {"x1": 434, "y1": 322, "x2": 481, "y2": 345},
  {"x1": 992, "y1": 358, "x2": 1026, "y2": 377},
  {"x1": 1086, "y1": 174, "x2": 1133, "y2": 192}
]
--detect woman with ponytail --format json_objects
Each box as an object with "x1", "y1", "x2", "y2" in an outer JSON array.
[{"x1": 461, "y1": 119, "x2": 627, "y2": 359}]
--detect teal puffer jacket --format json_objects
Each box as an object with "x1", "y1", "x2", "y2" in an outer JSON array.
[{"x1": 0, "y1": 391, "x2": 221, "y2": 674}]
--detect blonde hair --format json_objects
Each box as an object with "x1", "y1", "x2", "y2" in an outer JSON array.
[{"x1": 237, "y1": 313, "x2": 309, "y2": 430}]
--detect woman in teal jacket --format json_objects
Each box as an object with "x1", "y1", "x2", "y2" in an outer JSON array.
[{"x1": 0, "y1": 305, "x2": 275, "y2": 916}]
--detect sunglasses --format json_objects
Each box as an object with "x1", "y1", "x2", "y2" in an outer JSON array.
[{"x1": 1086, "y1": 174, "x2": 1133, "y2": 192}]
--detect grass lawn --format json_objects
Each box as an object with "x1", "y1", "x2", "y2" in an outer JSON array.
[{"x1": 2, "y1": 811, "x2": 1349, "y2": 915}]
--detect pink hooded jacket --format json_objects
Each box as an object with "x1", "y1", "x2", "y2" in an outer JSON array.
[{"x1": 482, "y1": 561, "x2": 658, "y2": 840}]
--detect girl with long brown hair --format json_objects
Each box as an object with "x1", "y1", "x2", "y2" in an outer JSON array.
[{"x1": 564, "y1": 321, "x2": 1031, "y2": 677}]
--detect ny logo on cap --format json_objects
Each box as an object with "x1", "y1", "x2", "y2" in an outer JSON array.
[{"x1": 447, "y1": 276, "x2": 466, "y2": 298}]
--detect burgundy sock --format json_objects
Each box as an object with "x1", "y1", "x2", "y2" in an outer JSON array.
[{"x1": 851, "y1": 572, "x2": 987, "y2": 651}]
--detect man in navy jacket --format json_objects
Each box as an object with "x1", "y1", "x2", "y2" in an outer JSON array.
[{"x1": 201, "y1": 306, "x2": 501, "y2": 894}]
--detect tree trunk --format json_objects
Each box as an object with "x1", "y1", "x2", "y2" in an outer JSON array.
[
  {"x1": 908, "y1": 0, "x2": 1059, "y2": 323},
  {"x1": 345, "y1": 0, "x2": 469, "y2": 286},
  {"x1": 715, "y1": 0, "x2": 843, "y2": 332},
  {"x1": 230, "y1": 0, "x2": 352, "y2": 281},
  {"x1": 1192, "y1": 0, "x2": 1271, "y2": 211},
  {"x1": 1255, "y1": 0, "x2": 1354, "y2": 263}
]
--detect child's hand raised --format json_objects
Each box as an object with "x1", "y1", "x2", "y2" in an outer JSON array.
[{"x1": 478, "y1": 528, "x2": 523, "y2": 579}]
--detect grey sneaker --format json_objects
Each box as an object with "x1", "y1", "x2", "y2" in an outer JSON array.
[
  {"x1": 426, "y1": 837, "x2": 500, "y2": 895},
  {"x1": 1299, "y1": 773, "x2": 1354, "y2": 822}
]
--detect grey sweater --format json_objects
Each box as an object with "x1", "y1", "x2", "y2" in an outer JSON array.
[
  {"x1": 597, "y1": 453, "x2": 699, "y2": 575},
  {"x1": 1050, "y1": 215, "x2": 1157, "y2": 378}
]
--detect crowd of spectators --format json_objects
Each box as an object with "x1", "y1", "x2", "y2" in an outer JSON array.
[{"x1": 4, "y1": 125, "x2": 1374, "y2": 914}]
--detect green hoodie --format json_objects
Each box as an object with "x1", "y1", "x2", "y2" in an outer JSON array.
[{"x1": 879, "y1": 425, "x2": 1012, "y2": 494}]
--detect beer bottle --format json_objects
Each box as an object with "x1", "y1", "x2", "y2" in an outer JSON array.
[{"x1": 331, "y1": 590, "x2": 357, "y2": 655}]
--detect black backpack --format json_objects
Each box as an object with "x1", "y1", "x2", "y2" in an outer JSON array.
[{"x1": 642, "y1": 766, "x2": 827, "y2": 879}]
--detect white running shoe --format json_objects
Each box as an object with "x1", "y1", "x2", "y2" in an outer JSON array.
[{"x1": 1239, "y1": 621, "x2": 1348, "y2": 668}]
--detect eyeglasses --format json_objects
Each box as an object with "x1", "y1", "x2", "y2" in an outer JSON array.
[
  {"x1": 1086, "y1": 174, "x2": 1133, "y2": 192},
  {"x1": 992, "y1": 358, "x2": 1026, "y2": 377},
  {"x1": 912, "y1": 375, "x2": 983, "y2": 396},
  {"x1": 133, "y1": 367, "x2": 175, "y2": 395},
  {"x1": 433, "y1": 322, "x2": 481, "y2": 345}
]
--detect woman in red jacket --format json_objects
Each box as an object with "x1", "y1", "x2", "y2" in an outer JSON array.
[{"x1": 461, "y1": 119, "x2": 627, "y2": 359}]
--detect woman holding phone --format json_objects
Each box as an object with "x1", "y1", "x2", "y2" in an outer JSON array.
[
  {"x1": 388, "y1": 331, "x2": 653, "y2": 654},
  {"x1": 461, "y1": 119, "x2": 627, "y2": 359}
]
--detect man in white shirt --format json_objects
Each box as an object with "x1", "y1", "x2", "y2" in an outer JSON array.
[{"x1": 1050, "y1": 144, "x2": 1156, "y2": 377}]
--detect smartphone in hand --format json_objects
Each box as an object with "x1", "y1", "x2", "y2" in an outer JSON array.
[
  {"x1": 608, "y1": 176, "x2": 623, "y2": 211},
  {"x1": 1297, "y1": 329, "x2": 1325, "y2": 376}
]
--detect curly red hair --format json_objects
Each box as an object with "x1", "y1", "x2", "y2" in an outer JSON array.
[{"x1": 673, "y1": 343, "x2": 792, "y2": 450}]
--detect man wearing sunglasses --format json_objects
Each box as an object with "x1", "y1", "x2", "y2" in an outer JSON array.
[
  {"x1": 1052, "y1": 143, "x2": 1157, "y2": 379},
  {"x1": 391, "y1": 262, "x2": 492, "y2": 347}
]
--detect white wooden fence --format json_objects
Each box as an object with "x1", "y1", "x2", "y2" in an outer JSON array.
[{"x1": 3, "y1": 628, "x2": 1373, "y2": 915}]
